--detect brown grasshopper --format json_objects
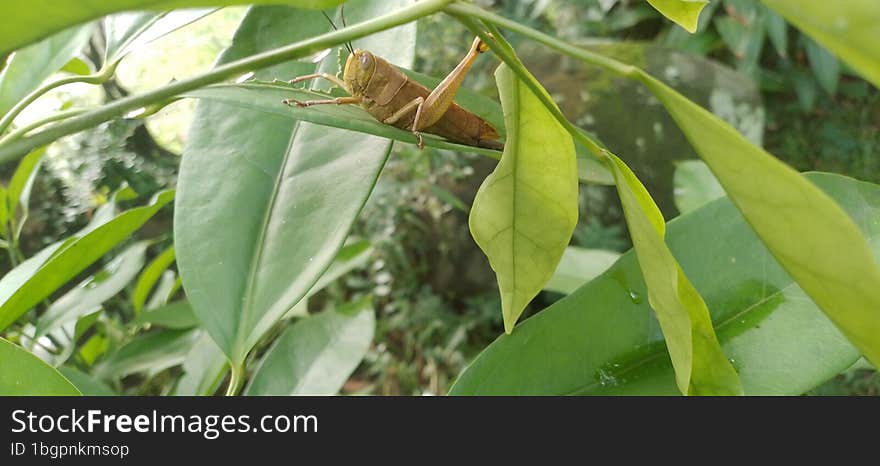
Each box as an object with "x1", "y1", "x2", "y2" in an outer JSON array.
[{"x1": 283, "y1": 35, "x2": 503, "y2": 151}]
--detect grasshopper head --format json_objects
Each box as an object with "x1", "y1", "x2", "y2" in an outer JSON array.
[{"x1": 343, "y1": 49, "x2": 376, "y2": 96}]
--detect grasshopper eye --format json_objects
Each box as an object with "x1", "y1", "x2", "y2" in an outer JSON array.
[{"x1": 359, "y1": 53, "x2": 373, "y2": 68}]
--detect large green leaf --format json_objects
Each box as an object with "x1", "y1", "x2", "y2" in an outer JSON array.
[
  {"x1": 451, "y1": 172, "x2": 872, "y2": 396},
  {"x1": 469, "y1": 64, "x2": 578, "y2": 333},
  {"x1": 0, "y1": 23, "x2": 94, "y2": 118},
  {"x1": 0, "y1": 337, "x2": 80, "y2": 395},
  {"x1": 0, "y1": 0, "x2": 343, "y2": 57},
  {"x1": 760, "y1": 0, "x2": 880, "y2": 88},
  {"x1": 0, "y1": 190, "x2": 174, "y2": 331},
  {"x1": 606, "y1": 153, "x2": 741, "y2": 395},
  {"x1": 175, "y1": 2, "x2": 413, "y2": 367},
  {"x1": 245, "y1": 297, "x2": 374, "y2": 396},
  {"x1": 93, "y1": 328, "x2": 199, "y2": 380},
  {"x1": 646, "y1": 0, "x2": 710, "y2": 33},
  {"x1": 637, "y1": 72, "x2": 880, "y2": 367},
  {"x1": 35, "y1": 242, "x2": 148, "y2": 337}
]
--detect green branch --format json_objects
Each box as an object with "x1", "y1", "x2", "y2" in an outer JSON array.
[
  {"x1": 445, "y1": 2, "x2": 637, "y2": 78},
  {"x1": 0, "y1": 0, "x2": 455, "y2": 165},
  {"x1": 0, "y1": 61, "x2": 119, "y2": 136}
]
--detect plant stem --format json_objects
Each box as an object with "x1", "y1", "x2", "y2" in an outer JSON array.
[
  {"x1": 0, "y1": 108, "x2": 87, "y2": 144},
  {"x1": 0, "y1": 61, "x2": 119, "y2": 137},
  {"x1": 444, "y1": 3, "x2": 637, "y2": 78},
  {"x1": 452, "y1": 14, "x2": 607, "y2": 159},
  {"x1": 225, "y1": 362, "x2": 244, "y2": 396},
  {"x1": 0, "y1": 0, "x2": 456, "y2": 165}
]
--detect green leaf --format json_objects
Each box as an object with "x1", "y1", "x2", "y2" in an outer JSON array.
[
  {"x1": 451, "y1": 172, "x2": 872, "y2": 396},
  {"x1": 135, "y1": 300, "x2": 199, "y2": 329},
  {"x1": 145, "y1": 270, "x2": 177, "y2": 310},
  {"x1": 174, "y1": 332, "x2": 227, "y2": 396},
  {"x1": 305, "y1": 240, "x2": 373, "y2": 300},
  {"x1": 60, "y1": 57, "x2": 92, "y2": 76},
  {"x1": 636, "y1": 71, "x2": 880, "y2": 368},
  {"x1": 57, "y1": 367, "x2": 116, "y2": 396},
  {"x1": 0, "y1": 0, "x2": 343, "y2": 57},
  {"x1": 607, "y1": 153, "x2": 741, "y2": 395},
  {"x1": 762, "y1": 6, "x2": 788, "y2": 58},
  {"x1": 104, "y1": 10, "x2": 216, "y2": 64},
  {"x1": 0, "y1": 23, "x2": 94, "y2": 118},
  {"x1": 0, "y1": 187, "x2": 7, "y2": 239},
  {"x1": 6, "y1": 147, "x2": 45, "y2": 232},
  {"x1": 646, "y1": 0, "x2": 710, "y2": 33},
  {"x1": 469, "y1": 64, "x2": 578, "y2": 333},
  {"x1": 132, "y1": 245, "x2": 175, "y2": 314},
  {"x1": 35, "y1": 242, "x2": 148, "y2": 337},
  {"x1": 0, "y1": 337, "x2": 80, "y2": 395},
  {"x1": 673, "y1": 159, "x2": 724, "y2": 214},
  {"x1": 0, "y1": 190, "x2": 174, "y2": 332},
  {"x1": 802, "y1": 36, "x2": 840, "y2": 95},
  {"x1": 245, "y1": 297, "x2": 375, "y2": 395},
  {"x1": 544, "y1": 246, "x2": 620, "y2": 295},
  {"x1": 175, "y1": 2, "x2": 412, "y2": 367},
  {"x1": 93, "y1": 328, "x2": 199, "y2": 381},
  {"x1": 186, "y1": 82, "x2": 504, "y2": 159},
  {"x1": 760, "y1": 0, "x2": 880, "y2": 88}
]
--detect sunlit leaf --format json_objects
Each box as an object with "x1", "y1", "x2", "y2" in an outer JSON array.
[
  {"x1": 637, "y1": 71, "x2": 880, "y2": 367},
  {"x1": 606, "y1": 153, "x2": 741, "y2": 395},
  {"x1": 760, "y1": 0, "x2": 880, "y2": 88},
  {"x1": 469, "y1": 64, "x2": 578, "y2": 333},
  {"x1": 646, "y1": 0, "x2": 710, "y2": 33},
  {"x1": 451, "y1": 172, "x2": 871, "y2": 396}
]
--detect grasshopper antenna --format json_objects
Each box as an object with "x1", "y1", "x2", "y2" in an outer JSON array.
[{"x1": 321, "y1": 10, "x2": 354, "y2": 55}]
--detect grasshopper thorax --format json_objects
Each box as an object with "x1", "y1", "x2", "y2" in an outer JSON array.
[{"x1": 343, "y1": 49, "x2": 376, "y2": 97}]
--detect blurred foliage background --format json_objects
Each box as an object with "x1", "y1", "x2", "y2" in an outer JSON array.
[{"x1": 3, "y1": 0, "x2": 877, "y2": 395}]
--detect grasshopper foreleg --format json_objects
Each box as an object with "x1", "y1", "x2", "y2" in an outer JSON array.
[
  {"x1": 282, "y1": 96, "x2": 362, "y2": 107},
  {"x1": 288, "y1": 73, "x2": 348, "y2": 91}
]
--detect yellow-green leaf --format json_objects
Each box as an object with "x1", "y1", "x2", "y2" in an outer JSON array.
[
  {"x1": 636, "y1": 71, "x2": 880, "y2": 367},
  {"x1": 470, "y1": 64, "x2": 578, "y2": 333},
  {"x1": 646, "y1": 0, "x2": 710, "y2": 33},
  {"x1": 606, "y1": 153, "x2": 742, "y2": 395},
  {"x1": 760, "y1": 0, "x2": 880, "y2": 88}
]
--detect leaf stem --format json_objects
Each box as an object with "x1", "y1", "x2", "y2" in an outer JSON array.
[
  {"x1": 451, "y1": 14, "x2": 607, "y2": 159},
  {"x1": 0, "y1": 108, "x2": 87, "y2": 144},
  {"x1": 225, "y1": 362, "x2": 244, "y2": 396},
  {"x1": 0, "y1": 0, "x2": 456, "y2": 165},
  {"x1": 444, "y1": 3, "x2": 637, "y2": 78},
  {"x1": 0, "y1": 61, "x2": 119, "y2": 137}
]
